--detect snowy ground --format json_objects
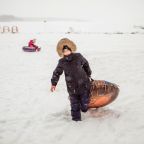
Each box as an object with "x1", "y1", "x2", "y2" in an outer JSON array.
[{"x1": 0, "y1": 22, "x2": 144, "y2": 144}]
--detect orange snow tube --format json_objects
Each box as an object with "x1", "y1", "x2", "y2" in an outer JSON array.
[{"x1": 88, "y1": 80, "x2": 119, "y2": 108}]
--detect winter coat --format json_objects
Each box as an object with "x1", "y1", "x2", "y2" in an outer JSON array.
[{"x1": 51, "y1": 53, "x2": 92, "y2": 95}]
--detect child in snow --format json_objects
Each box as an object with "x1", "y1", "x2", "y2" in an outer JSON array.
[
  {"x1": 50, "y1": 38, "x2": 92, "y2": 121},
  {"x1": 28, "y1": 39, "x2": 40, "y2": 51}
]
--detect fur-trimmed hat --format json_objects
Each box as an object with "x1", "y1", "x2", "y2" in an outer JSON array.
[{"x1": 56, "y1": 38, "x2": 77, "y2": 57}]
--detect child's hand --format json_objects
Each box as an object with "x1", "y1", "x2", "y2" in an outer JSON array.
[{"x1": 51, "y1": 85, "x2": 56, "y2": 92}]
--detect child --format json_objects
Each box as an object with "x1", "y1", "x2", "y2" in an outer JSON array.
[
  {"x1": 51, "y1": 38, "x2": 92, "y2": 121},
  {"x1": 28, "y1": 39, "x2": 40, "y2": 51}
]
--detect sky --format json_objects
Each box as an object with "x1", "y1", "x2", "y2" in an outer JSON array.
[{"x1": 0, "y1": 0, "x2": 144, "y2": 24}]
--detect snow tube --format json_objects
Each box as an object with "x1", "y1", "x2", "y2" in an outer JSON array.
[
  {"x1": 22, "y1": 46, "x2": 41, "y2": 52},
  {"x1": 88, "y1": 80, "x2": 119, "y2": 108}
]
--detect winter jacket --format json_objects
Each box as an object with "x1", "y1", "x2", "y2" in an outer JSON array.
[{"x1": 51, "y1": 53, "x2": 92, "y2": 95}]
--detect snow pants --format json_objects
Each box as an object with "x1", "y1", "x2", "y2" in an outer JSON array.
[{"x1": 69, "y1": 90, "x2": 90, "y2": 121}]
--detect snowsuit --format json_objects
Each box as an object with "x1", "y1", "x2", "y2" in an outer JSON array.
[
  {"x1": 28, "y1": 40, "x2": 39, "y2": 50},
  {"x1": 51, "y1": 53, "x2": 92, "y2": 121}
]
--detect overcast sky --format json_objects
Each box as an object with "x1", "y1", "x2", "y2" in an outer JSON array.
[{"x1": 0, "y1": 0, "x2": 144, "y2": 24}]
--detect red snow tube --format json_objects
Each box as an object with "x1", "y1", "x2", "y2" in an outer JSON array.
[
  {"x1": 22, "y1": 46, "x2": 41, "y2": 52},
  {"x1": 88, "y1": 80, "x2": 119, "y2": 108}
]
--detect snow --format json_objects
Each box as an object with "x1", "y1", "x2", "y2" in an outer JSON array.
[{"x1": 0, "y1": 22, "x2": 144, "y2": 144}]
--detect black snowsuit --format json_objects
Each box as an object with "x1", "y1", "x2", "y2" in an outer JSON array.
[{"x1": 51, "y1": 53, "x2": 92, "y2": 121}]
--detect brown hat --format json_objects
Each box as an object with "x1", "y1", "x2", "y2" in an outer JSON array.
[{"x1": 56, "y1": 38, "x2": 77, "y2": 57}]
